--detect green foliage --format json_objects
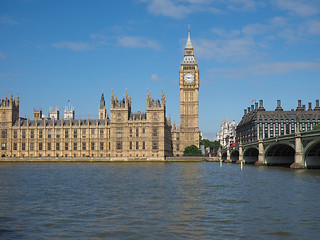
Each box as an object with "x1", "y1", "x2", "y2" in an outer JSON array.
[
  {"x1": 200, "y1": 139, "x2": 221, "y2": 151},
  {"x1": 184, "y1": 145, "x2": 202, "y2": 156},
  {"x1": 312, "y1": 124, "x2": 320, "y2": 130}
]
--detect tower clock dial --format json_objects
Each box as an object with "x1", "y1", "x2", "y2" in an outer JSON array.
[{"x1": 184, "y1": 73, "x2": 194, "y2": 83}]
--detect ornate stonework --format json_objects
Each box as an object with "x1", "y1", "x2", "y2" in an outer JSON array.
[{"x1": 0, "y1": 28, "x2": 200, "y2": 159}]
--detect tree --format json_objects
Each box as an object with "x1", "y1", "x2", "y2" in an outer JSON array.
[
  {"x1": 184, "y1": 145, "x2": 202, "y2": 156},
  {"x1": 313, "y1": 124, "x2": 320, "y2": 130}
]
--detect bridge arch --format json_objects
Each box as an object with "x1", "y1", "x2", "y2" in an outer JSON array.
[
  {"x1": 230, "y1": 150, "x2": 239, "y2": 162},
  {"x1": 243, "y1": 147, "x2": 259, "y2": 164},
  {"x1": 221, "y1": 152, "x2": 227, "y2": 161},
  {"x1": 264, "y1": 142, "x2": 295, "y2": 166},
  {"x1": 304, "y1": 139, "x2": 320, "y2": 168}
]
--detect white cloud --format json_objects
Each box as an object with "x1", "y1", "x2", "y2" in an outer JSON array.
[
  {"x1": 0, "y1": 15, "x2": 20, "y2": 25},
  {"x1": 150, "y1": 74, "x2": 166, "y2": 82},
  {"x1": 141, "y1": 0, "x2": 223, "y2": 19},
  {"x1": 0, "y1": 52, "x2": 6, "y2": 60},
  {"x1": 306, "y1": 20, "x2": 320, "y2": 35},
  {"x1": 195, "y1": 37, "x2": 258, "y2": 62},
  {"x1": 117, "y1": 36, "x2": 161, "y2": 50},
  {"x1": 272, "y1": 0, "x2": 320, "y2": 17},
  {"x1": 227, "y1": 0, "x2": 263, "y2": 12},
  {"x1": 144, "y1": 0, "x2": 190, "y2": 19},
  {"x1": 208, "y1": 61, "x2": 320, "y2": 79},
  {"x1": 52, "y1": 41, "x2": 94, "y2": 51}
]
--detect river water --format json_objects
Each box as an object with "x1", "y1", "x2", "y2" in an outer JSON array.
[{"x1": 0, "y1": 162, "x2": 319, "y2": 239}]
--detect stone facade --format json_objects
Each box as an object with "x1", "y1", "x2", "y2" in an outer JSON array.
[
  {"x1": 0, "y1": 91, "x2": 172, "y2": 160},
  {"x1": 236, "y1": 100, "x2": 320, "y2": 143},
  {"x1": 172, "y1": 27, "x2": 200, "y2": 156},
  {"x1": 216, "y1": 117, "x2": 237, "y2": 148},
  {"x1": 0, "y1": 29, "x2": 200, "y2": 159}
]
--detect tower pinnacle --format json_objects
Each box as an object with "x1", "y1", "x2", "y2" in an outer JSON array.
[{"x1": 185, "y1": 25, "x2": 193, "y2": 49}]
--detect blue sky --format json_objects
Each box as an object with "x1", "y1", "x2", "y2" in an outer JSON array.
[{"x1": 1, "y1": 0, "x2": 320, "y2": 140}]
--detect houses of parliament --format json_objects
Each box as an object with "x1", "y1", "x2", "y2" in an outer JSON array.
[{"x1": 0, "y1": 29, "x2": 200, "y2": 160}]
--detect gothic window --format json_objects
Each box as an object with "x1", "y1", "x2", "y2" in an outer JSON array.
[
  {"x1": 142, "y1": 128, "x2": 145, "y2": 137},
  {"x1": 82, "y1": 142, "x2": 86, "y2": 150},
  {"x1": 22, "y1": 130, "x2": 26, "y2": 139},
  {"x1": 65, "y1": 143, "x2": 68, "y2": 151},
  {"x1": 153, "y1": 113, "x2": 157, "y2": 120},
  {"x1": 82, "y1": 130, "x2": 86, "y2": 138},
  {"x1": 152, "y1": 128, "x2": 158, "y2": 137},
  {"x1": 65, "y1": 130, "x2": 69, "y2": 139},
  {"x1": 116, "y1": 128, "x2": 122, "y2": 138},
  {"x1": 176, "y1": 144, "x2": 179, "y2": 151},
  {"x1": 30, "y1": 130, "x2": 34, "y2": 139},
  {"x1": 56, "y1": 130, "x2": 60, "y2": 138},
  {"x1": 74, "y1": 130, "x2": 77, "y2": 138},
  {"x1": 116, "y1": 141, "x2": 122, "y2": 150},
  {"x1": 100, "y1": 143, "x2": 104, "y2": 150},
  {"x1": 39, "y1": 143, "x2": 42, "y2": 151},
  {"x1": 1, "y1": 143, "x2": 6, "y2": 150},
  {"x1": 117, "y1": 113, "x2": 121, "y2": 120},
  {"x1": 129, "y1": 128, "x2": 132, "y2": 137},
  {"x1": 136, "y1": 141, "x2": 139, "y2": 150},
  {"x1": 56, "y1": 143, "x2": 60, "y2": 151},
  {"x1": 100, "y1": 130, "x2": 104, "y2": 139},
  {"x1": 13, "y1": 143, "x2": 17, "y2": 150},
  {"x1": 152, "y1": 141, "x2": 158, "y2": 150},
  {"x1": 91, "y1": 129, "x2": 95, "y2": 138},
  {"x1": 47, "y1": 130, "x2": 51, "y2": 139},
  {"x1": 130, "y1": 142, "x2": 132, "y2": 150},
  {"x1": 30, "y1": 143, "x2": 34, "y2": 151},
  {"x1": 14, "y1": 130, "x2": 17, "y2": 138},
  {"x1": 136, "y1": 128, "x2": 139, "y2": 137},
  {"x1": 39, "y1": 130, "x2": 43, "y2": 139},
  {"x1": 142, "y1": 141, "x2": 145, "y2": 150},
  {"x1": 91, "y1": 142, "x2": 95, "y2": 150},
  {"x1": 47, "y1": 143, "x2": 51, "y2": 151},
  {"x1": 1, "y1": 130, "x2": 7, "y2": 139},
  {"x1": 74, "y1": 142, "x2": 77, "y2": 150}
]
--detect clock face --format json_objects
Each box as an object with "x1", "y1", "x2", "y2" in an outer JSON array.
[{"x1": 184, "y1": 73, "x2": 194, "y2": 83}]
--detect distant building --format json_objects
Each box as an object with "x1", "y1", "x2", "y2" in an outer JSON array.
[
  {"x1": 236, "y1": 100, "x2": 320, "y2": 143},
  {"x1": 216, "y1": 117, "x2": 237, "y2": 148},
  {"x1": 64, "y1": 106, "x2": 75, "y2": 120},
  {"x1": 0, "y1": 28, "x2": 201, "y2": 159},
  {"x1": 49, "y1": 107, "x2": 59, "y2": 120}
]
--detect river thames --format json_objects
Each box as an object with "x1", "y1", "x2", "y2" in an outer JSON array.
[{"x1": 0, "y1": 162, "x2": 319, "y2": 239}]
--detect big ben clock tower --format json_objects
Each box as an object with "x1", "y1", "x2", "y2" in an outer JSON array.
[{"x1": 179, "y1": 26, "x2": 200, "y2": 150}]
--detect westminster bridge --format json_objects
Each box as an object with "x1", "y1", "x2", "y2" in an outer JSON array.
[{"x1": 220, "y1": 129, "x2": 320, "y2": 169}]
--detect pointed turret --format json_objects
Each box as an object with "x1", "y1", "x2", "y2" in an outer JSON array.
[
  {"x1": 100, "y1": 93, "x2": 105, "y2": 109},
  {"x1": 185, "y1": 25, "x2": 193, "y2": 49},
  {"x1": 182, "y1": 25, "x2": 196, "y2": 64},
  {"x1": 16, "y1": 92, "x2": 19, "y2": 106},
  {"x1": 161, "y1": 90, "x2": 166, "y2": 107}
]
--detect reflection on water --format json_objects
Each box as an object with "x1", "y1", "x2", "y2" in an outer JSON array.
[{"x1": 0, "y1": 162, "x2": 319, "y2": 239}]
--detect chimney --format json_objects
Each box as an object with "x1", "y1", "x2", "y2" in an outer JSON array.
[
  {"x1": 255, "y1": 102, "x2": 258, "y2": 109},
  {"x1": 244, "y1": 109, "x2": 247, "y2": 115},
  {"x1": 302, "y1": 104, "x2": 306, "y2": 111},
  {"x1": 248, "y1": 107, "x2": 251, "y2": 113},
  {"x1": 315, "y1": 99, "x2": 320, "y2": 110},
  {"x1": 251, "y1": 105, "x2": 254, "y2": 111},
  {"x1": 296, "y1": 100, "x2": 304, "y2": 111},
  {"x1": 258, "y1": 100, "x2": 265, "y2": 111},
  {"x1": 308, "y1": 102, "x2": 312, "y2": 111},
  {"x1": 275, "y1": 100, "x2": 283, "y2": 111}
]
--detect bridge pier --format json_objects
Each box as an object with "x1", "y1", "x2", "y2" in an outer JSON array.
[
  {"x1": 255, "y1": 139, "x2": 264, "y2": 166},
  {"x1": 236, "y1": 144, "x2": 243, "y2": 164},
  {"x1": 290, "y1": 133, "x2": 304, "y2": 169},
  {"x1": 225, "y1": 147, "x2": 231, "y2": 163}
]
